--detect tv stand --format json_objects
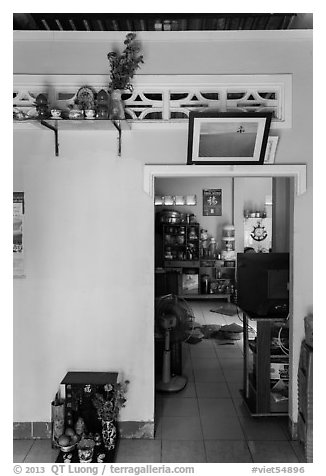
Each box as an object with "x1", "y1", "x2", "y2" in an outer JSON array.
[{"x1": 242, "y1": 312, "x2": 289, "y2": 416}]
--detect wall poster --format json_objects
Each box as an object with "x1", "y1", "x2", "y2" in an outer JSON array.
[
  {"x1": 244, "y1": 217, "x2": 272, "y2": 253},
  {"x1": 13, "y1": 192, "x2": 25, "y2": 277},
  {"x1": 203, "y1": 189, "x2": 222, "y2": 216}
]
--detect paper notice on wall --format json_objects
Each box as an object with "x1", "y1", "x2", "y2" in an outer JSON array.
[
  {"x1": 13, "y1": 192, "x2": 25, "y2": 278},
  {"x1": 203, "y1": 189, "x2": 222, "y2": 216}
]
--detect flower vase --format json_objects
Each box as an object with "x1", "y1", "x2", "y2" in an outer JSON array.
[
  {"x1": 101, "y1": 419, "x2": 117, "y2": 450},
  {"x1": 109, "y1": 90, "x2": 125, "y2": 120}
]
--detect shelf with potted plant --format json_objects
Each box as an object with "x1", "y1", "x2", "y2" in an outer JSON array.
[
  {"x1": 37, "y1": 115, "x2": 131, "y2": 158},
  {"x1": 39, "y1": 86, "x2": 132, "y2": 156},
  {"x1": 14, "y1": 109, "x2": 131, "y2": 157},
  {"x1": 15, "y1": 32, "x2": 143, "y2": 157}
]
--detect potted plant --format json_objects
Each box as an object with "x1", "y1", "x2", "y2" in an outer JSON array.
[
  {"x1": 107, "y1": 32, "x2": 144, "y2": 119},
  {"x1": 92, "y1": 380, "x2": 129, "y2": 450}
]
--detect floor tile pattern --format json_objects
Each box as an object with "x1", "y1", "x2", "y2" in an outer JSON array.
[{"x1": 14, "y1": 302, "x2": 305, "y2": 463}]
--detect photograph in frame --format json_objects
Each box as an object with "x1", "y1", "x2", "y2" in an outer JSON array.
[{"x1": 187, "y1": 111, "x2": 272, "y2": 165}]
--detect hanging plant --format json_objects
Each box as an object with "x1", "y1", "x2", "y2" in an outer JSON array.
[{"x1": 107, "y1": 33, "x2": 144, "y2": 92}]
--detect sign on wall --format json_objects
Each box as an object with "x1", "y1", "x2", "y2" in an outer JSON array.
[
  {"x1": 203, "y1": 189, "x2": 222, "y2": 216},
  {"x1": 244, "y1": 217, "x2": 272, "y2": 253},
  {"x1": 13, "y1": 192, "x2": 25, "y2": 278}
]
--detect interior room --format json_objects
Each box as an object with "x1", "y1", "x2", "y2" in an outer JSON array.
[{"x1": 13, "y1": 13, "x2": 313, "y2": 465}]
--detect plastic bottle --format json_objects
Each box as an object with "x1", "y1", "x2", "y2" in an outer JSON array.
[
  {"x1": 223, "y1": 225, "x2": 235, "y2": 238},
  {"x1": 201, "y1": 274, "x2": 211, "y2": 294},
  {"x1": 208, "y1": 238, "x2": 217, "y2": 259},
  {"x1": 200, "y1": 229, "x2": 208, "y2": 257}
]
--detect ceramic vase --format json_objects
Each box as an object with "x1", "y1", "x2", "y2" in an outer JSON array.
[
  {"x1": 109, "y1": 90, "x2": 125, "y2": 120},
  {"x1": 101, "y1": 419, "x2": 117, "y2": 450}
]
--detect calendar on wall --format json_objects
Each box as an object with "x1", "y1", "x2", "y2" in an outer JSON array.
[
  {"x1": 13, "y1": 192, "x2": 25, "y2": 277},
  {"x1": 203, "y1": 189, "x2": 222, "y2": 216}
]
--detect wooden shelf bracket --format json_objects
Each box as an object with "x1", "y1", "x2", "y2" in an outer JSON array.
[
  {"x1": 112, "y1": 119, "x2": 122, "y2": 157},
  {"x1": 40, "y1": 119, "x2": 125, "y2": 157},
  {"x1": 41, "y1": 119, "x2": 59, "y2": 156}
]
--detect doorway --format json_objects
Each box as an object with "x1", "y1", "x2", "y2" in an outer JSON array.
[{"x1": 147, "y1": 163, "x2": 306, "y2": 439}]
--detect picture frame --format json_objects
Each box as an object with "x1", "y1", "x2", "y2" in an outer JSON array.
[
  {"x1": 264, "y1": 136, "x2": 279, "y2": 164},
  {"x1": 203, "y1": 189, "x2": 222, "y2": 216},
  {"x1": 13, "y1": 191, "x2": 25, "y2": 278},
  {"x1": 187, "y1": 111, "x2": 272, "y2": 165}
]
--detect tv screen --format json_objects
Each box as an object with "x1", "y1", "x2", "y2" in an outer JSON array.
[{"x1": 237, "y1": 252, "x2": 289, "y2": 317}]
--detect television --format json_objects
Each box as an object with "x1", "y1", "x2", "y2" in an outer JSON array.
[{"x1": 237, "y1": 252, "x2": 289, "y2": 317}]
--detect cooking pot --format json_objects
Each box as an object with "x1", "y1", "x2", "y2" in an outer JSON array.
[{"x1": 159, "y1": 210, "x2": 181, "y2": 224}]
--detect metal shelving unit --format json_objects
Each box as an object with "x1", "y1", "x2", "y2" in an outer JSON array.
[{"x1": 243, "y1": 312, "x2": 289, "y2": 416}]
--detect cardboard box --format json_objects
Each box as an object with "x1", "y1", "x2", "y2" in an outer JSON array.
[
  {"x1": 182, "y1": 273, "x2": 198, "y2": 295},
  {"x1": 270, "y1": 363, "x2": 289, "y2": 380}
]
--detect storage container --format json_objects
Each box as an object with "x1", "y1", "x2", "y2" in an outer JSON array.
[{"x1": 222, "y1": 225, "x2": 235, "y2": 238}]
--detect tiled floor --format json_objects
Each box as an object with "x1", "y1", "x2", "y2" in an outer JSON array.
[{"x1": 13, "y1": 302, "x2": 305, "y2": 464}]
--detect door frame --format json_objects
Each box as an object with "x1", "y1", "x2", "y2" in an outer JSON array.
[
  {"x1": 144, "y1": 164, "x2": 306, "y2": 198},
  {"x1": 146, "y1": 163, "x2": 306, "y2": 437}
]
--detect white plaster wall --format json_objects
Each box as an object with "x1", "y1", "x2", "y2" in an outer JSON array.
[
  {"x1": 13, "y1": 129, "x2": 155, "y2": 422},
  {"x1": 13, "y1": 31, "x2": 313, "y2": 425}
]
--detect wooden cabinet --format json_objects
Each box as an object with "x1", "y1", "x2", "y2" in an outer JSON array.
[
  {"x1": 163, "y1": 223, "x2": 200, "y2": 262},
  {"x1": 243, "y1": 313, "x2": 289, "y2": 416},
  {"x1": 60, "y1": 372, "x2": 118, "y2": 432},
  {"x1": 159, "y1": 223, "x2": 235, "y2": 300},
  {"x1": 162, "y1": 260, "x2": 235, "y2": 301}
]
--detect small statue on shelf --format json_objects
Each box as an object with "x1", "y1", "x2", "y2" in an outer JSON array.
[
  {"x1": 35, "y1": 93, "x2": 50, "y2": 120},
  {"x1": 200, "y1": 229, "x2": 209, "y2": 257},
  {"x1": 96, "y1": 89, "x2": 109, "y2": 119}
]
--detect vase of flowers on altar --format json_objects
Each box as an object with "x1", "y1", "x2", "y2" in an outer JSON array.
[{"x1": 92, "y1": 380, "x2": 129, "y2": 451}]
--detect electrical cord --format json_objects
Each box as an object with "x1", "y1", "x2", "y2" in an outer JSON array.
[{"x1": 277, "y1": 313, "x2": 290, "y2": 355}]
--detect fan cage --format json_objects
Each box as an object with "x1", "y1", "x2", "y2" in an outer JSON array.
[{"x1": 155, "y1": 293, "x2": 196, "y2": 343}]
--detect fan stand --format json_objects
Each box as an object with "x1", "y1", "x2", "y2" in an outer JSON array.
[{"x1": 156, "y1": 314, "x2": 188, "y2": 393}]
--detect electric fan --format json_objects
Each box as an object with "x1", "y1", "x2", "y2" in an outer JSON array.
[{"x1": 155, "y1": 294, "x2": 195, "y2": 393}]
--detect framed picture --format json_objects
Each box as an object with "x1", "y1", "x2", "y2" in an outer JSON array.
[
  {"x1": 182, "y1": 272, "x2": 199, "y2": 295},
  {"x1": 203, "y1": 189, "x2": 222, "y2": 216},
  {"x1": 264, "y1": 136, "x2": 279, "y2": 164},
  {"x1": 13, "y1": 192, "x2": 25, "y2": 278},
  {"x1": 187, "y1": 111, "x2": 272, "y2": 165}
]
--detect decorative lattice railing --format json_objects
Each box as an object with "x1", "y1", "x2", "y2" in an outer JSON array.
[{"x1": 13, "y1": 74, "x2": 292, "y2": 128}]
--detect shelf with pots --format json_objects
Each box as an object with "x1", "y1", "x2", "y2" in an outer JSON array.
[
  {"x1": 13, "y1": 94, "x2": 131, "y2": 157},
  {"x1": 13, "y1": 32, "x2": 143, "y2": 158}
]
